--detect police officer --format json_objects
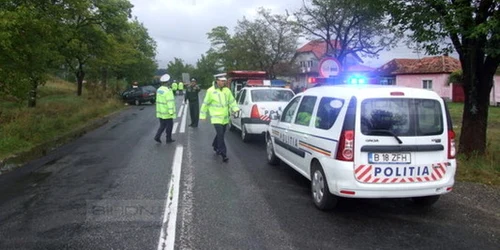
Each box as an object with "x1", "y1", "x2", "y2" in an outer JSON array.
[
  {"x1": 200, "y1": 76, "x2": 240, "y2": 162},
  {"x1": 171, "y1": 80, "x2": 178, "y2": 95},
  {"x1": 178, "y1": 81, "x2": 184, "y2": 96},
  {"x1": 154, "y1": 80, "x2": 176, "y2": 143},
  {"x1": 184, "y1": 78, "x2": 201, "y2": 127}
]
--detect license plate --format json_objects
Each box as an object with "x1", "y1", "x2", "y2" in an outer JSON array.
[{"x1": 368, "y1": 152, "x2": 411, "y2": 164}]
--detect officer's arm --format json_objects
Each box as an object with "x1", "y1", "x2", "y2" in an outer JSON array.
[
  {"x1": 200, "y1": 91, "x2": 211, "y2": 120},
  {"x1": 168, "y1": 93, "x2": 175, "y2": 115},
  {"x1": 227, "y1": 91, "x2": 239, "y2": 113}
]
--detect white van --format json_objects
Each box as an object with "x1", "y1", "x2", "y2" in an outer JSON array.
[{"x1": 265, "y1": 84, "x2": 457, "y2": 210}]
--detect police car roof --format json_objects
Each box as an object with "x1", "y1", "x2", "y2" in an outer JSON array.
[{"x1": 302, "y1": 84, "x2": 441, "y2": 100}]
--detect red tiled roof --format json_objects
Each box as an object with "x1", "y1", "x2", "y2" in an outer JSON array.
[
  {"x1": 376, "y1": 56, "x2": 461, "y2": 76},
  {"x1": 296, "y1": 40, "x2": 342, "y2": 59}
]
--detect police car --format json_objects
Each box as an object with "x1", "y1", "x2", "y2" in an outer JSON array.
[
  {"x1": 230, "y1": 86, "x2": 295, "y2": 142},
  {"x1": 265, "y1": 84, "x2": 457, "y2": 210}
]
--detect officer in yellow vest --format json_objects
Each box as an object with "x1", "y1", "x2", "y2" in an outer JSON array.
[
  {"x1": 154, "y1": 80, "x2": 176, "y2": 143},
  {"x1": 178, "y1": 81, "x2": 184, "y2": 96},
  {"x1": 200, "y1": 76, "x2": 240, "y2": 162},
  {"x1": 171, "y1": 80, "x2": 178, "y2": 95}
]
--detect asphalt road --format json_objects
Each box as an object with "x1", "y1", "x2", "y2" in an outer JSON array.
[{"x1": 0, "y1": 93, "x2": 499, "y2": 250}]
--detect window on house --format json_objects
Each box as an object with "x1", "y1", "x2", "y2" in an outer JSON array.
[
  {"x1": 307, "y1": 60, "x2": 313, "y2": 68},
  {"x1": 387, "y1": 79, "x2": 395, "y2": 85},
  {"x1": 299, "y1": 61, "x2": 305, "y2": 67},
  {"x1": 423, "y1": 80, "x2": 433, "y2": 89}
]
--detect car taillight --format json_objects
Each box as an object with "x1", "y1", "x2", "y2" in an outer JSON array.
[
  {"x1": 250, "y1": 104, "x2": 260, "y2": 118},
  {"x1": 336, "y1": 130, "x2": 354, "y2": 161},
  {"x1": 448, "y1": 130, "x2": 456, "y2": 159}
]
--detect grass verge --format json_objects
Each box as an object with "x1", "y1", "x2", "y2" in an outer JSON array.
[
  {"x1": 447, "y1": 102, "x2": 500, "y2": 186},
  {"x1": 0, "y1": 77, "x2": 125, "y2": 161}
]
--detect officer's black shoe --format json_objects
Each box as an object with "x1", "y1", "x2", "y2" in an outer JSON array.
[
  {"x1": 154, "y1": 138, "x2": 161, "y2": 143},
  {"x1": 166, "y1": 139, "x2": 176, "y2": 143},
  {"x1": 222, "y1": 156, "x2": 229, "y2": 162}
]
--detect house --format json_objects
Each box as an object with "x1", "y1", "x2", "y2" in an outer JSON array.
[
  {"x1": 293, "y1": 40, "x2": 364, "y2": 86},
  {"x1": 374, "y1": 56, "x2": 461, "y2": 101},
  {"x1": 374, "y1": 56, "x2": 500, "y2": 105}
]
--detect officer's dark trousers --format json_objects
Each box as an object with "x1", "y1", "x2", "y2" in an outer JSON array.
[
  {"x1": 155, "y1": 118, "x2": 173, "y2": 141},
  {"x1": 212, "y1": 124, "x2": 227, "y2": 156},
  {"x1": 189, "y1": 101, "x2": 199, "y2": 126}
]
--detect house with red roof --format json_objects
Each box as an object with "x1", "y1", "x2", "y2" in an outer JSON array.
[
  {"x1": 293, "y1": 40, "x2": 366, "y2": 85},
  {"x1": 373, "y1": 55, "x2": 500, "y2": 105}
]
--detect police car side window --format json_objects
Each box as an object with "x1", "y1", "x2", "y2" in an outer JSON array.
[
  {"x1": 315, "y1": 97, "x2": 344, "y2": 130},
  {"x1": 239, "y1": 90, "x2": 246, "y2": 104},
  {"x1": 236, "y1": 91, "x2": 242, "y2": 103},
  {"x1": 294, "y1": 96, "x2": 317, "y2": 126},
  {"x1": 281, "y1": 96, "x2": 302, "y2": 123}
]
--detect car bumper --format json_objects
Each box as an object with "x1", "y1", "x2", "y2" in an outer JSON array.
[
  {"x1": 321, "y1": 159, "x2": 456, "y2": 198},
  {"x1": 242, "y1": 118, "x2": 269, "y2": 135}
]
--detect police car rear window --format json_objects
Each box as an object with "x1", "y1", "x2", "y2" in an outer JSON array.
[
  {"x1": 360, "y1": 98, "x2": 444, "y2": 136},
  {"x1": 251, "y1": 89, "x2": 294, "y2": 102}
]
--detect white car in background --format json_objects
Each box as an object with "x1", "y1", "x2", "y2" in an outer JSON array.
[{"x1": 230, "y1": 87, "x2": 295, "y2": 142}]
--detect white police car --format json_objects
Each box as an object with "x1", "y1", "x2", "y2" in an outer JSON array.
[
  {"x1": 230, "y1": 86, "x2": 295, "y2": 142},
  {"x1": 265, "y1": 84, "x2": 457, "y2": 210}
]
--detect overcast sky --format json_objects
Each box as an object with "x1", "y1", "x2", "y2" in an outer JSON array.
[{"x1": 129, "y1": 0, "x2": 432, "y2": 69}]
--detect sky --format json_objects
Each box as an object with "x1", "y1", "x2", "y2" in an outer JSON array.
[{"x1": 128, "y1": 0, "x2": 439, "y2": 69}]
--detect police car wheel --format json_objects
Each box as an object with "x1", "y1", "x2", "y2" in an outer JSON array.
[
  {"x1": 241, "y1": 124, "x2": 250, "y2": 142},
  {"x1": 411, "y1": 195, "x2": 440, "y2": 207},
  {"x1": 266, "y1": 133, "x2": 279, "y2": 165},
  {"x1": 311, "y1": 162, "x2": 337, "y2": 210}
]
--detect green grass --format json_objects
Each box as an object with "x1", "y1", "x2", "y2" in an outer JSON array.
[
  {"x1": 0, "y1": 77, "x2": 125, "y2": 160},
  {"x1": 446, "y1": 102, "x2": 500, "y2": 186}
]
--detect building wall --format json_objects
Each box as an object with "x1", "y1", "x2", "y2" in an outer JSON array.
[
  {"x1": 491, "y1": 75, "x2": 500, "y2": 106},
  {"x1": 395, "y1": 74, "x2": 452, "y2": 100}
]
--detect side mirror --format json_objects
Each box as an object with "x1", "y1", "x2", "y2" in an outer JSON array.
[
  {"x1": 270, "y1": 113, "x2": 280, "y2": 120},
  {"x1": 233, "y1": 110, "x2": 241, "y2": 118}
]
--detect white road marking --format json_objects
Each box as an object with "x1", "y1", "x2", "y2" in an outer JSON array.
[
  {"x1": 179, "y1": 128, "x2": 195, "y2": 248},
  {"x1": 180, "y1": 102, "x2": 188, "y2": 133},
  {"x1": 172, "y1": 122, "x2": 178, "y2": 134},
  {"x1": 177, "y1": 105, "x2": 184, "y2": 118},
  {"x1": 157, "y1": 146, "x2": 183, "y2": 250}
]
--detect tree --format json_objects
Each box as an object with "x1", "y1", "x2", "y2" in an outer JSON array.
[
  {"x1": 206, "y1": 8, "x2": 299, "y2": 76},
  {"x1": 293, "y1": 0, "x2": 400, "y2": 65},
  {"x1": 387, "y1": 0, "x2": 500, "y2": 157},
  {"x1": 166, "y1": 58, "x2": 194, "y2": 81},
  {"x1": 0, "y1": 1, "x2": 64, "y2": 107},
  {"x1": 59, "y1": 0, "x2": 133, "y2": 96},
  {"x1": 193, "y1": 52, "x2": 220, "y2": 88}
]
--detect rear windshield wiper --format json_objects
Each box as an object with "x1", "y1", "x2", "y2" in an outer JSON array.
[{"x1": 366, "y1": 129, "x2": 403, "y2": 144}]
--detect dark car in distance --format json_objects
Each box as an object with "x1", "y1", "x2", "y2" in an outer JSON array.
[{"x1": 121, "y1": 85, "x2": 157, "y2": 105}]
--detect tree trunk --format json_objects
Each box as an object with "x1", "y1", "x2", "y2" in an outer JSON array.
[
  {"x1": 28, "y1": 80, "x2": 38, "y2": 108},
  {"x1": 76, "y1": 63, "x2": 85, "y2": 96},
  {"x1": 458, "y1": 49, "x2": 497, "y2": 157}
]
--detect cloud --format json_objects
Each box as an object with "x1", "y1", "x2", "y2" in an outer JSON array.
[{"x1": 129, "y1": 0, "x2": 447, "y2": 69}]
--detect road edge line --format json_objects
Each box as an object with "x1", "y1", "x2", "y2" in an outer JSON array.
[{"x1": 157, "y1": 145, "x2": 183, "y2": 250}]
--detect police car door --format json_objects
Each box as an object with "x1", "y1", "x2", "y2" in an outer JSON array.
[
  {"x1": 289, "y1": 95, "x2": 318, "y2": 174},
  {"x1": 273, "y1": 96, "x2": 301, "y2": 161},
  {"x1": 235, "y1": 89, "x2": 247, "y2": 130}
]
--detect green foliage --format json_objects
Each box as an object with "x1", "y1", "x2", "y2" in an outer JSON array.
[
  {"x1": 166, "y1": 58, "x2": 195, "y2": 81},
  {"x1": 447, "y1": 70, "x2": 463, "y2": 86},
  {"x1": 0, "y1": 1, "x2": 64, "y2": 106},
  {"x1": 193, "y1": 52, "x2": 220, "y2": 89},
  {"x1": 0, "y1": 0, "x2": 158, "y2": 105},
  {"x1": 206, "y1": 7, "x2": 299, "y2": 77},
  {"x1": 387, "y1": 0, "x2": 500, "y2": 156}
]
